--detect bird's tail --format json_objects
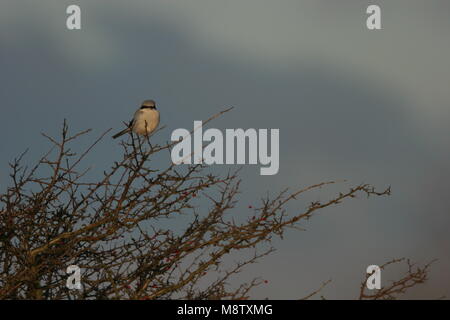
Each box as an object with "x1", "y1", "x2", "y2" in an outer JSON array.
[{"x1": 112, "y1": 128, "x2": 131, "y2": 139}]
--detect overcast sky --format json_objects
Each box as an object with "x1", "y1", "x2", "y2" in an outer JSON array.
[{"x1": 1, "y1": 0, "x2": 450, "y2": 298}]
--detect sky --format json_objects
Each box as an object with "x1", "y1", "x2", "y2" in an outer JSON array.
[{"x1": 1, "y1": 0, "x2": 450, "y2": 299}]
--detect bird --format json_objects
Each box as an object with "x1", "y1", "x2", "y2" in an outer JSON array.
[{"x1": 112, "y1": 100, "x2": 160, "y2": 139}]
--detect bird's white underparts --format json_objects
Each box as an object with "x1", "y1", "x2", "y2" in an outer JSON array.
[{"x1": 171, "y1": 121, "x2": 279, "y2": 176}]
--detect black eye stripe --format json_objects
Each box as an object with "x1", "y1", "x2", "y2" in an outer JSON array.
[{"x1": 140, "y1": 106, "x2": 156, "y2": 109}]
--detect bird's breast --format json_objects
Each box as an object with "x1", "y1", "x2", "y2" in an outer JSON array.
[{"x1": 132, "y1": 110, "x2": 160, "y2": 135}]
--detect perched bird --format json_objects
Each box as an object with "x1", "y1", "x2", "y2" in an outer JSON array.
[{"x1": 112, "y1": 100, "x2": 160, "y2": 139}]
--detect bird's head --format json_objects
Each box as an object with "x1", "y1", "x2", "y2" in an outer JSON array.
[{"x1": 140, "y1": 100, "x2": 156, "y2": 110}]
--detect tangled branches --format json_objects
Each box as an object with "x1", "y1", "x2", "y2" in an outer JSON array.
[{"x1": 0, "y1": 114, "x2": 429, "y2": 300}]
